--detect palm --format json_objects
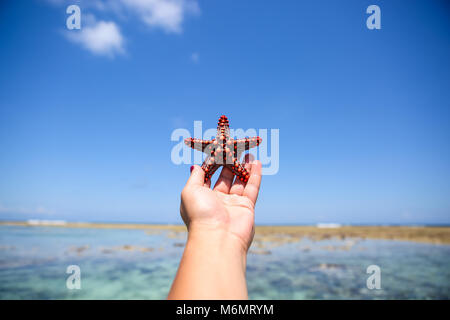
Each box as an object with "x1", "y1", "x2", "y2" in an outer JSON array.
[
  {"x1": 181, "y1": 162, "x2": 262, "y2": 251},
  {"x1": 197, "y1": 187, "x2": 255, "y2": 245}
]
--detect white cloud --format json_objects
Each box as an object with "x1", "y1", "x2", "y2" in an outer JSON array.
[
  {"x1": 51, "y1": 0, "x2": 200, "y2": 56},
  {"x1": 190, "y1": 52, "x2": 199, "y2": 63},
  {"x1": 67, "y1": 20, "x2": 125, "y2": 57},
  {"x1": 121, "y1": 0, "x2": 200, "y2": 33}
]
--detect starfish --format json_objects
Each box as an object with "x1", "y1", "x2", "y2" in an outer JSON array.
[{"x1": 185, "y1": 115, "x2": 262, "y2": 183}]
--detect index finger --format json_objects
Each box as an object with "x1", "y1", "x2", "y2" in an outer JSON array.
[
  {"x1": 243, "y1": 160, "x2": 262, "y2": 204},
  {"x1": 185, "y1": 165, "x2": 205, "y2": 188}
]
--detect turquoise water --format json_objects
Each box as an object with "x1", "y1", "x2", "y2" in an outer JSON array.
[{"x1": 0, "y1": 225, "x2": 449, "y2": 299}]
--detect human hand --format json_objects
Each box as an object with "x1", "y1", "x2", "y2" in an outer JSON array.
[
  {"x1": 180, "y1": 155, "x2": 262, "y2": 253},
  {"x1": 169, "y1": 156, "x2": 261, "y2": 299}
]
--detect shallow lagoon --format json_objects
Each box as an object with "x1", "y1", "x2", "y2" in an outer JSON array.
[{"x1": 0, "y1": 225, "x2": 449, "y2": 299}]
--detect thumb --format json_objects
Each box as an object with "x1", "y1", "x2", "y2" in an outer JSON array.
[{"x1": 186, "y1": 165, "x2": 205, "y2": 187}]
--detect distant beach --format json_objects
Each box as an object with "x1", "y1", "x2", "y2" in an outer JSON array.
[{"x1": 1, "y1": 221, "x2": 449, "y2": 245}]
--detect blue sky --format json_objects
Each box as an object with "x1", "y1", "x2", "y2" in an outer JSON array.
[{"x1": 0, "y1": 0, "x2": 449, "y2": 224}]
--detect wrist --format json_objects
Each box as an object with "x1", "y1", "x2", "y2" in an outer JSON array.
[
  {"x1": 170, "y1": 224, "x2": 249, "y2": 299},
  {"x1": 187, "y1": 222, "x2": 249, "y2": 256},
  {"x1": 185, "y1": 223, "x2": 248, "y2": 272}
]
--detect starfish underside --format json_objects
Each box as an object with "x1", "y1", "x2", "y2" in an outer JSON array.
[{"x1": 185, "y1": 115, "x2": 262, "y2": 183}]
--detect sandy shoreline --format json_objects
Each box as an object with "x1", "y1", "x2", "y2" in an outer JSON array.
[{"x1": 1, "y1": 221, "x2": 449, "y2": 244}]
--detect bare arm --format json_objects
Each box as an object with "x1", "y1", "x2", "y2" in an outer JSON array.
[{"x1": 168, "y1": 157, "x2": 262, "y2": 299}]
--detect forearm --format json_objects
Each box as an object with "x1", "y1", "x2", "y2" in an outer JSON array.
[{"x1": 168, "y1": 226, "x2": 248, "y2": 300}]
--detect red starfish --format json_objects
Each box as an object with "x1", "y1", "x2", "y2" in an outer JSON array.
[{"x1": 185, "y1": 115, "x2": 262, "y2": 183}]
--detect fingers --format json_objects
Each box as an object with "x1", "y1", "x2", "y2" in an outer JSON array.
[
  {"x1": 185, "y1": 165, "x2": 205, "y2": 188},
  {"x1": 213, "y1": 166, "x2": 235, "y2": 193},
  {"x1": 243, "y1": 160, "x2": 262, "y2": 204},
  {"x1": 229, "y1": 154, "x2": 253, "y2": 196}
]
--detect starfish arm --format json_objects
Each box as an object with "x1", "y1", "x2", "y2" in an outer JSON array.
[
  {"x1": 185, "y1": 138, "x2": 215, "y2": 152},
  {"x1": 202, "y1": 158, "x2": 220, "y2": 182},
  {"x1": 232, "y1": 137, "x2": 262, "y2": 161},
  {"x1": 227, "y1": 162, "x2": 250, "y2": 183},
  {"x1": 233, "y1": 137, "x2": 262, "y2": 152}
]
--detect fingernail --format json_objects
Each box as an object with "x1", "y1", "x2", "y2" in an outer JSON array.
[{"x1": 190, "y1": 166, "x2": 194, "y2": 173}]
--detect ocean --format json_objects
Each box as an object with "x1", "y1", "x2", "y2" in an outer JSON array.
[{"x1": 0, "y1": 225, "x2": 449, "y2": 299}]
